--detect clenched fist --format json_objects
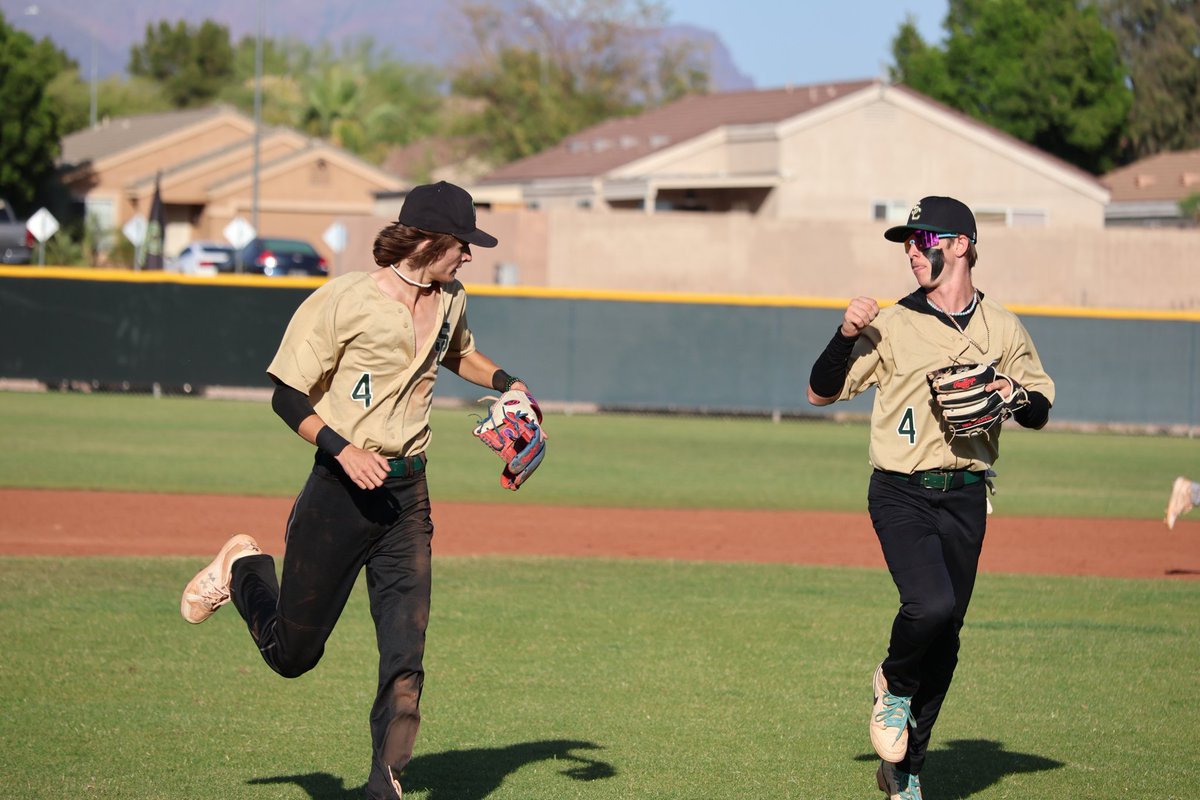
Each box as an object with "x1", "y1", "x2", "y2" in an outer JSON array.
[{"x1": 840, "y1": 297, "x2": 879, "y2": 338}]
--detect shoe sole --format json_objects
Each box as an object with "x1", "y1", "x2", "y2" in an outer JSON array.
[{"x1": 180, "y1": 534, "x2": 259, "y2": 623}]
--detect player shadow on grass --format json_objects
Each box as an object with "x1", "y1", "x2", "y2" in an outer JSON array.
[
  {"x1": 855, "y1": 738, "x2": 1063, "y2": 798},
  {"x1": 247, "y1": 738, "x2": 615, "y2": 799}
]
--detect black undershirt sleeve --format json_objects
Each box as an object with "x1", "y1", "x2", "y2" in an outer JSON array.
[
  {"x1": 270, "y1": 379, "x2": 315, "y2": 433},
  {"x1": 808, "y1": 327, "x2": 858, "y2": 398},
  {"x1": 1012, "y1": 390, "x2": 1051, "y2": 429}
]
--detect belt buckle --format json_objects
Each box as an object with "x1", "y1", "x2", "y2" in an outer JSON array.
[{"x1": 922, "y1": 471, "x2": 952, "y2": 491}]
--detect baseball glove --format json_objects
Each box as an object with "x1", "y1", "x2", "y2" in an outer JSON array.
[
  {"x1": 473, "y1": 390, "x2": 546, "y2": 490},
  {"x1": 926, "y1": 362, "x2": 1029, "y2": 438}
]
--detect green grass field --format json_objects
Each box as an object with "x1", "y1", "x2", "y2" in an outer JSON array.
[
  {"x1": 2, "y1": 391, "x2": 1199, "y2": 799},
  {"x1": 0, "y1": 390, "x2": 1195, "y2": 517}
]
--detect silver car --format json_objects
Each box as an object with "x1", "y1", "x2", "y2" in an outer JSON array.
[{"x1": 168, "y1": 241, "x2": 235, "y2": 276}]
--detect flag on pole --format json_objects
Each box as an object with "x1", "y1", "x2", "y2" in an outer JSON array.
[{"x1": 139, "y1": 171, "x2": 166, "y2": 270}]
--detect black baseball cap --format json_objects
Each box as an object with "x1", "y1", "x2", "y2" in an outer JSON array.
[
  {"x1": 883, "y1": 196, "x2": 977, "y2": 243},
  {"x1": 398, "y1": 181, "x2": 498, "y2": 248}
]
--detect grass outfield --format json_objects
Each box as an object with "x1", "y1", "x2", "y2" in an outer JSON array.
[
  {"x1": 1, "y1": 390, "x2": 1195, "y2": 518},
  {"x1": 1, "y1": 557, "x2": 1197, "y2": 799}
]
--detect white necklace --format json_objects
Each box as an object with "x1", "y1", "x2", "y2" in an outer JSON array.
[
  {"x1": 932, "y1": 291, "x2": 990, "y2": 355},
  {"x1": 390, "y1": 264, "x2": 432, "y2": 289},
  {"x1": 927, "y1": 290, "x2": 978, "y2": 317}
]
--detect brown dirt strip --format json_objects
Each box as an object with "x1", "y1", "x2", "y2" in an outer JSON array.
[{"x1": 2, "y1": 489, "x2": 1197, "y2": 579}]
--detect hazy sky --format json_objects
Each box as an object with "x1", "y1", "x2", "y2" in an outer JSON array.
[{"x1": 665, "y1": 1, "x2": 950, "y2": 89}]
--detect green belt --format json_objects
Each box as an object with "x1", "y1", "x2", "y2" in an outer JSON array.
[
  {"x1": 879, "y1": 469, "x2": 984, "y2": 491},
  {"x1": 387, "y1": 452, "x2": 427, "y2": 478}
]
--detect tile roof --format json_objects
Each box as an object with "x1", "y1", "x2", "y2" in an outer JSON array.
[
  {"x1": 481, "y1": 80, "x2": 875, "y2": 182},
  {"x1": 59, "y1": 106, "x2": 241, "y2": 167},
  {"x1": 1101, "y1": 149, "x2": 1200, "y2": 203}
]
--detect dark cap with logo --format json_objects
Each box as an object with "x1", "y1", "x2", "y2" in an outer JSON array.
[
  {"x1": 884, "y1": 196, "x2": 977, "y2": 243},
  {"x1": 398, "y1": 181, "x2": 498, "y2": 248}
]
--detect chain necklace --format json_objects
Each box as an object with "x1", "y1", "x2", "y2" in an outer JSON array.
[
  {"x1": 930, "y1": 290, "x2": 990, "y2": 355},
  {"x1": 390, "y1": 263, "x2": 433, "y2": 289},
  {"x1": 926, "y1": 290, "x2": 978, "y2": 317}
]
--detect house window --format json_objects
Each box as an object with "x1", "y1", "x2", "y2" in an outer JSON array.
[
  {"x1": 85, "y1": 197, "x2": 116, "y2": 250},
  {"x1": 873, "y1": 200, "x2": 909, "y2": 223},
  {"x1": 974, "y1": 207, "x2": 1048, "y2": 227},
  {"x1": 1010, "y1": 209, "x2": 1047, "y2": 227}
]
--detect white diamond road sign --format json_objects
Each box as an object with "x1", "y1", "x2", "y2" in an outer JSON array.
[
  {"x1": 322, "y1": 221, "x2": 347, "y2": 254},
  {"x1": 26, "y1": 207, "x2": 59, "y2": 243},
  {"x1": 223, "y1": 217, "x2": 256, "y2": 249},
  {"x1": 122, "y1": 214, "x2": 147, "y2": 247}
]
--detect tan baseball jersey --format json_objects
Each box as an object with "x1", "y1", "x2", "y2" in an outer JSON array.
[
  {"x1": 267, "y1": 272, "x2": 476, "y2": 458},
  {"x1": 839, "y1": 292, "x2": 1055, "y2": 473}
]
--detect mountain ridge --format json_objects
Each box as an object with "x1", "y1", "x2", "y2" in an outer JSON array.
[{"x1": 3, "y1": 0, "x2": 754, "y2": 91}]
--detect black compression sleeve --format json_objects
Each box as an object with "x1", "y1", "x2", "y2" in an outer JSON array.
[
  {"x1": 1012, "y1": 390, "x2": 1051, "y2": 429},
  {"x1": 808, "y1": 327, "x2": 858, "y2": 398},
  {"x1": 271, "y1": 381, "x2": 315, "y2": 433}
]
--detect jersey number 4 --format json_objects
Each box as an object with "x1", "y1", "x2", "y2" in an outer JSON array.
[
  {"x1": 352, "y1": 373, "x2": 373, "y2": 408},
  {"x1": 897, "y1": 406, "x2": 917, "y2": 445}
]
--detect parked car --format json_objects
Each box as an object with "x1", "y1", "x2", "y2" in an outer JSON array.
[
  {"x1": 0, "y1": 198, "x2": 33, "y2": 264},
  {"x1": 167, "y1": 241, "x2": 235, "y2": 276},
  {"x1": 233, "y1": 237, "x2": 328, "y2": 277}
]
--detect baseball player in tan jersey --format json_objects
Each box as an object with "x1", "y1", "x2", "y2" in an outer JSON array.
[
  {"x1": 180, "y1": 182, "x2": 532, "y2": 799},
  {"x1": 807, "y1": 196, "x2": 1054, "y2": 800}
]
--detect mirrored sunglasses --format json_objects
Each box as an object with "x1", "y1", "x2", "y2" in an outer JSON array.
[{"x1": 904, "y1": 230, "x2": 956, "y2": 250}]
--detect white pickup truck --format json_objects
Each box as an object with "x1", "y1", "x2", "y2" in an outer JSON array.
[{"x1": 0, "y1": 199, "x2": 33, "y2": 264}]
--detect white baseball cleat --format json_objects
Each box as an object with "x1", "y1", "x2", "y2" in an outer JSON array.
[
  {"x1": 180, "y1": 534, "x2": 261, "y2": 623},
  {"x1": 1165, "y1": 477, "x2": 1195, "y2": 530}
]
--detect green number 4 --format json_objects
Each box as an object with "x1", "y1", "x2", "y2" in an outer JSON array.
[
  {"x1": 352, "y1": 373, "x2": 373, "y2": 408},
  {"x1": 897, "y1": 406, "x2": 916, "y2": 445}
]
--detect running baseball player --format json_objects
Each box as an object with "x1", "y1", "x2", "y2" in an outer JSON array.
[
  {"x1": 180, "y1": 181, "x2": 537, "y2": 799},
  {"x1": 806, "y1": 196, "x2": 1055, "y2": 800}
]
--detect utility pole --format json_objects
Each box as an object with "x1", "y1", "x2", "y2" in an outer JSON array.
[{"x1": 251, "y1": 0, "x2": 264, "y2": 233}]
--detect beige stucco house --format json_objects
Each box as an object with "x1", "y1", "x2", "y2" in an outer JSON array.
[
  {"x1": 476, "y1": 80, "x2": 1110, "y2": 231},
  {"x1": 60, "y1": 106, "x2": 404, "y2": 263},
  {"x1": 1102, "y1": 148, "x2": 1200, "y2": 227}
]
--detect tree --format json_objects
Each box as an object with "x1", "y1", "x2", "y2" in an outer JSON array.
[
  {"x1": 1096, "y1": 0, "x2": 1200, "y2": 158},
  {"x1": 450, "y1": 0, "x2": 711, "y2": 164},
  {"x1": 890, "y1": 0, "x2": 1132, "y2": 174},
  {"x1": 218, "y1": 36, "x2": 442, "y2": 163},
  {"x1": 0, "y1": 10, "x2": 69, "y2": 211},
  {"x1": 48, "y1": 70, "x2": 173, "y2": 136},
  {"x1": 129, "y1": 19, "x2": 235, "y2": 108}
]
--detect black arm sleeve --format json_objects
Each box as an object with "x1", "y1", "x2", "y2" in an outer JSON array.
[
  {"x1": 1012, "y1": 390, "x2": 1051, "y2": 429},
  {"x1": 270, "y1": 379, "x2": 315, "y2": 433},
  {"x1": 808, "y1": 327, "x2": 858, "y2": 398}
]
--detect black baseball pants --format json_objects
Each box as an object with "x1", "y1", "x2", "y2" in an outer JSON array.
[
  {"x1": 230, "y1": 455, "x2": 433, "y2": 800},
  {"x1": 867, "y1": 470, "x2": 988, "y2": 776}
]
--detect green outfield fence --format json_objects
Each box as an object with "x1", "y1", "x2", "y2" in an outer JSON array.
[{"x1": 2, "y1": 267, "x2": 1198, "y2": 430}]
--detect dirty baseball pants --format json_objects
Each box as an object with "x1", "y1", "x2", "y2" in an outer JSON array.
[
  {"x1": 230, "y1": 453, "x2": 433, "y2": 800},
  {"x1": 867, "y1": 471, "x2": 988, "y2": 775}
]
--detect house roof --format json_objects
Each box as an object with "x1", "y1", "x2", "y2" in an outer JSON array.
[
  {"x1": 59, "y1": 106, "x2": 237, "y2": 167},
  {"x1": 1102, "y1": 149, "x2": 1200, "y2": 203},
  {"x1": 481, "y1": 81, "x2": 875, "y2": 182}
]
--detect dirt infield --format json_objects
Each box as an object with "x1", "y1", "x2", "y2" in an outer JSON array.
[{"x1": 3, "y1": 488, "x2": 1198, "y2": 579}]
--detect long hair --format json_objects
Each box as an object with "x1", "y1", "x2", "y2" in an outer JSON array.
[{"x1": 372, "y1": 223, "x2": 460, "y2": 269}]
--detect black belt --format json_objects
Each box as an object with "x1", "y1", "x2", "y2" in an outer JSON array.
[
  {"x1": 877, "y1": 468, "x2": 984, "y2": 491},
  {"x1": 316, "y1": 450, "x2": 427, "y2": 478}
]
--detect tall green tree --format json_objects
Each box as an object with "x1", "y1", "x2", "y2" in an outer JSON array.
[
  {"x1": 49, "y1": 70, "x2": 173, "y2": 136},
  {"x1": 129, "y1": 19, "x2": 235, "y2": 108},
  {"x1": 451, "y1": 0, "x2": 711, "y2": 164},
  {"x1": 1096, "y1": 0, "x2": 1200, "y2": 158},
  {"x1": 218, "y1": 36, "x2": 441, "y2": 163},
  {"x1": 0, "y1": 10, "x2": 69, "y2": 211},
  {"x1": 890, "y1": 0, "x2": 1132, "y2": 174}
]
